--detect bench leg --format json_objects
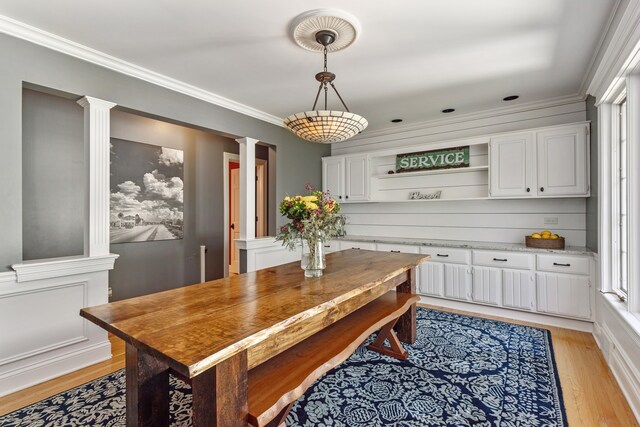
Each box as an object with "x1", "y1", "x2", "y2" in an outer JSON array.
[
  {"x1": 264, "y1": 403, "x2": 293, "y2": 427},
  {"x1": 367, "y1": 318, "x2": 409, "y2": 360},
  {"x1": 395, "y1": 267, "x2": 417, "y2": 344}
]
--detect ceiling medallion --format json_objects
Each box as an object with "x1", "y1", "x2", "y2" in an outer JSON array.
[{"x1": 284, "y1": 10, "x2": 367, "y2": 144}]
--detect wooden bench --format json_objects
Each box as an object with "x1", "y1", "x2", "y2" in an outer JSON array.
[{"x1": 246, "y1": 291, "x2": 419, "y2": 427}]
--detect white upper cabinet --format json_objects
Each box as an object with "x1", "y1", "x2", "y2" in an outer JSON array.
[
  {"x1": 344, "y1": 154, "x2": 369, "y2": 202},
  {"x1": 537, "y1": 124, "x2": 589, "y2": 196},
  {"x1": 489, "y1": 123, "x2": 589, "y2": 198},
  {"x1": 322, "y1": 157, "x2": 345, "y2": 201},
  {"x1": 322, "y1": 155, "x2": 369, "y2": 203},
  {"x1": 489, "y1": 132, "x2": 536, "y2": 197}
]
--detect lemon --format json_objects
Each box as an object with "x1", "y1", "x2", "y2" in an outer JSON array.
[
  {"x1": 541, "y1": 230, "x2": 552, "y2": 235},
  {"x1": 531, "y1": 233, "x2": 542, "y2": 239},
  {"x1": 550, "y1": 234, "x2": 559, "y2": 239}
]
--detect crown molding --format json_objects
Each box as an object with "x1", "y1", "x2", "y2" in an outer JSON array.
[
  {"x1": 577, "y1": 0, "x2": 623, "y2": 98},
  {"x1": 587, "y1": 0, "x2": 640, "y2": 103},
  {"x1": 0, "y1": 14, "x2": 284, "y2": 127},
  {"x1": 345, "y1": 93, "x2": 586, "y2": 143}
]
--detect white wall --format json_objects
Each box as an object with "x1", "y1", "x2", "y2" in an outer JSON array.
[
  {"x1": 342, "y1": 198, "x2": 586, "y2": 246},
  {"x1": 335, "y1": 99, "x2": 588, "y2": 247}
]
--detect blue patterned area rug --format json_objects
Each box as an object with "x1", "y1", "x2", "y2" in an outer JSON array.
[{"x1": 1, "y1": 308, "x2": 567, "y2": 426}]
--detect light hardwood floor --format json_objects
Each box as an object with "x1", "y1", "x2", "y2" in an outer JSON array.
[{"x1": 0, "y1": 306, "x2": 638, "y2": 426}]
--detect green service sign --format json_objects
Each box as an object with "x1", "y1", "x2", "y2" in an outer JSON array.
[{"x1": 396, "y1": 146, "x2": 470, "y2": 173}]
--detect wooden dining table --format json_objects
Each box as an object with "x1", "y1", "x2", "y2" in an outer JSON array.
[{"x1": 80, "y1": 249, "x2": 429, "y2": 427}]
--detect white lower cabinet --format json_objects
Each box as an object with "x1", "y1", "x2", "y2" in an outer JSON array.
[
  {"x1": 471, "y1": 267, "x2": 501, "y2": 305},
  {"x1": 536, "y1": 273, "x2": 591, "y2": 319},
  {"x1": 337, "y1": 240, "x2": 376, "y2": 251},
  {"x1": 419, "y1": 262, "x2": 444, "y2": 296},
  {"x1": 443, "y1": 264, "x2": 472, "y2": 300},
  {"x1": 502, "y1": 269, "x2": 535, "y2": 310},
  {"x1": 419, "y1": 261, "x2": 471, "y2": 300}
]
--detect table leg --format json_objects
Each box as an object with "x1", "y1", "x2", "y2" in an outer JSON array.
[
  {"x1": 395, "y1": 267, "x2": 417, "y2": 344},
  {"x1": 191, "y1": 350, "x2": 248, "y2": 427},
  {"x1": 126, "y1": 343, "x2": 170, "y2": 427}
]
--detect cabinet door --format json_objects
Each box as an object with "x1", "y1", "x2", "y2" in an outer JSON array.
[
  {"x1": 322, "y1": 158, "x2": 344, "y2": 201},
  {"x1": 536, "y1": 273, "x2": 591, "y2": 319},
  {"x1": 537, "y1": 125, "x2": 589, "y2": 196},
  {"x1": 502, "y1": 269, "x2": 534, "y2": 310},
  {"x1": 443, "y1": 264, "x2": 471, "y2": 301},
  {"x1": 471, "y1": 266, "x2": 501, "y2": 305},
  {"x1": 345, "y1": 155, "x2": 369, "y2": 201},
  {"x1": 419, "y1": 262, "x2": 444, "y2": 296},
  {"x1": 489, "y1": 133, "x2": 536, "y2": 197}
]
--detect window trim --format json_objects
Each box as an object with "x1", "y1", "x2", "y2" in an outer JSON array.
[{"x1": 611, "y1": 92, "x2": 628, "y2": 298}]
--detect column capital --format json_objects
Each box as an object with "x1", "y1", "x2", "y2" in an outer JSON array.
[
  {"x1": 235, "y1": 136, "x2": 259, "y2": 145},
  {"x1": 77, "y1": 96, "x2": 117, "y2": 110}
]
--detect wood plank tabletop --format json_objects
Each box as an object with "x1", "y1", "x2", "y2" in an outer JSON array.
[{"x1": 80, "y1": 249, "x2": 429, "y2": 378}]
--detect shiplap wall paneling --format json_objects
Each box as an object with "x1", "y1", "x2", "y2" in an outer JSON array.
[
  {"x1": 341, "y1": 198, "x2": 586, "y2": 246},
  {"x1": 370, "y1": 144, "x2": 488, "y2": 175},
  {"x1": 370, "y1": 144, "x2": 489, "y2": 201}
]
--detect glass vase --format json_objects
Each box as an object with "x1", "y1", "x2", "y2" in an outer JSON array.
[{"x1": 301, "y1": 237, "x2": 326, "y2": 277}]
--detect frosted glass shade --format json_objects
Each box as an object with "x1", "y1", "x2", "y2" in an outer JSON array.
[{"x1": 284, "y1": 110, "x2": 368, "y2": 144}]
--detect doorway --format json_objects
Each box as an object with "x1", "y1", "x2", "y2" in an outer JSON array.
[{"x1": 223, "y1": 153, "x2": 269, "y2": 277}]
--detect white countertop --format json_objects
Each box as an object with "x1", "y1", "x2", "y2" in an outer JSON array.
[{"x1": 338, "y1": 235, "x2": 594, "y2": 256}]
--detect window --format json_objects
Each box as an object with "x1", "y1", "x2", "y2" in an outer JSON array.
[{"x1": 613, "y1": 96, "x2": 629, "y2": 297}]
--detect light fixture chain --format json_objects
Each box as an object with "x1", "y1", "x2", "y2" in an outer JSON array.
[{"x1": 324, "y1": 46, "x2": 328, "y2": 72}]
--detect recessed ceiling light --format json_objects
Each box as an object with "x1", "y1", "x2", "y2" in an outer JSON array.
[
  {"x1": 442, "y1": 108, "x2": 455, "y2": 113},
  {"x1": 503, "y1": 95, "x2": 519, "y2": 101},
  {"x1": 391, "y1": 119, "x2": 403, "y2": 123}
]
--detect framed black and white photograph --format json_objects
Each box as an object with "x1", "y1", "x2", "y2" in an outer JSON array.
[{"x1": 110, "y1": 138, "x2": 184, "y2": 243}]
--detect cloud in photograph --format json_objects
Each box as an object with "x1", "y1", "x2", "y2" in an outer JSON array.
[
  {"x1": 143, "y1": 169, "x2": 183, "y2": 203},
  {"x1": 158, "y1": 147, "x2": 183, "y2": 166},
  {"x1": 117, "y1": 181, "x2": 141, "y2": 195}
]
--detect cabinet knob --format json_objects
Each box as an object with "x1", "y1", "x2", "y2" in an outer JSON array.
[
  {"x1": 345, "y1": 195, "x2": 349, "y2": 199},
  {"x1": 526, "y1": 187, "x2": 530, "y2": 192},
  {"x1": 540, "y1": 187, "x2": 544, "y2": 192},
  {"x1": 338, "y1": 195, "x2": 342, "y2": 199}
]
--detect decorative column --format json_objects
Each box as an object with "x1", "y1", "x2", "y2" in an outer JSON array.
[
  {"x1": 77, "y1": 96, "x2": 117, "y2": 257},
  {"x1": 236, "y1": 137, "x2": 258, "y2": 241}
]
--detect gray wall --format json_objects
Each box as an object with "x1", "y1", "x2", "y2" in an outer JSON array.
[
  {"x1": 586, "y1": 95, "x2": 598, "y2": 252},
  {"x1": 22, "y1": 89, "x2": 84, "y2": 260},
  {"x1": 1, "y1": 32, "x2": 329, "y2": 275},
  {"x1": 109, "y1": 110, "x2": 238, "y2": 300}
]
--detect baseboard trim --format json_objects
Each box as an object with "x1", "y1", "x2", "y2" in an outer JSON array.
[
  {"x1": 419, "y1": 296, "x2": 594, "y2": 332},
  {"x1": 0, "y1": 339, "x2": 111, "y2": 398}
]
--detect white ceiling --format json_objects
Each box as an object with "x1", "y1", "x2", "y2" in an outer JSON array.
[{"x1": 0, "y1": 0, "x2": 617, "y2": 133}]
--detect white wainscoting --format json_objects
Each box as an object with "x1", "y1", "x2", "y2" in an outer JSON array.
[
  {"x1": 593, "y1": 294, "x2": 640, "y2": 422},
  {"x1": 341, "y1": 198, "x2": 587, "y2": 247},
  {"x1": 0, "y1": 255, "x2": 117, "y2": 397}
]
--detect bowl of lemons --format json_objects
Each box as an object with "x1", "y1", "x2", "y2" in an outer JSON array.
[{"x1": 525, "y1": 230, "x2": 565, "y2": 249}]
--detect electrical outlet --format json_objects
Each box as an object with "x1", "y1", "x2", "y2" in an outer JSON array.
[
  {"x1": 108, "y1": 287, "x2": 113, "y2": 299},
  {"x1": 544, "y1": 216, "x2": 559, "y2": 225}
]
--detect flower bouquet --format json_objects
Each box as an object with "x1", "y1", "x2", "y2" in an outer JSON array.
[{"x1": 276, "y1": 184, "x2": 346, "y2": 277}]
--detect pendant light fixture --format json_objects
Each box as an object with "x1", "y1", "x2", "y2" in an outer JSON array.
[{"x1": 284, "y1": 10, "x2": 367, "y2": 144}]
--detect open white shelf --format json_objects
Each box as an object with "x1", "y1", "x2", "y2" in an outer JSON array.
[{"x1": 372, "y1": 165, "x2": 488, "y2": 179}]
